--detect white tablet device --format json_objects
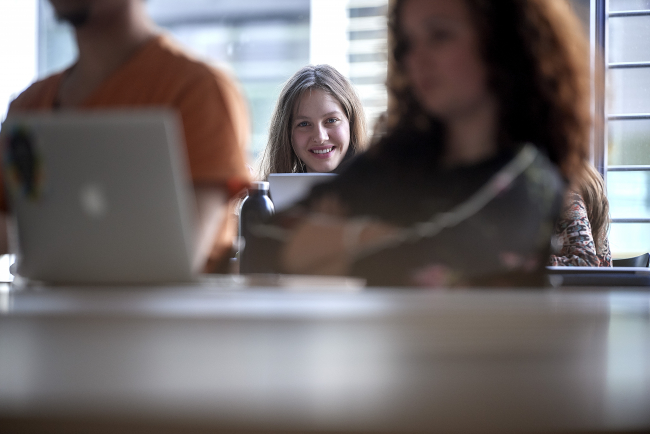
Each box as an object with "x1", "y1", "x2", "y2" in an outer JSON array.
[{"x1": 267, "y1": 173, "x2": 336, "y2": 212}]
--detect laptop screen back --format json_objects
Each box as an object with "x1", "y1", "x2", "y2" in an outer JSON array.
[
  {"x1": 268, "y1": 173, "x2": 336, "y2": 212},
  {"x1": 0, "y1": 110, "x2": 197, "y2": 284}
]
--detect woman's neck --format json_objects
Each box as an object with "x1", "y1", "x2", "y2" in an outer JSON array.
[{"x1": 443, "y1": 97, "x2": 499, "y2": 167}]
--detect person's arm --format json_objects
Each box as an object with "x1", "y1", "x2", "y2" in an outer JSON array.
[
  {"x1": 192, "y1": 186, "x2": 228, "y2": 271},
  {"x1": 599, "y1": 238, "x2": 613, "y2": 267},
  {"x1": 176, "y1": 67, "x2": 251, "y2": 270},
  {"x1": 280, "y1": 195, "x2": 400, "y2": 275},
  {"x1": 549, "y1": 194, "x2": 601, "y2": 267}
]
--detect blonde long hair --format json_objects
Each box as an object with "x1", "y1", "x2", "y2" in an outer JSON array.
[
  {"x1": 258, "y1": 64, "x2": 367, "y2": 180},
  {"x1": 574, "y1": 162, "x2": 610, "y2": 253}
]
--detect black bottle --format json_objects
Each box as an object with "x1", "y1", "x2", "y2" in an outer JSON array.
[{"x1": 239, "y1": 181, "x2": 275, "y2": 273}]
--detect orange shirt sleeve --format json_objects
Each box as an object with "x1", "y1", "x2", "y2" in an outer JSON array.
[{"x1": 77, "y1": 35, "x2": 252, "y2": 199}]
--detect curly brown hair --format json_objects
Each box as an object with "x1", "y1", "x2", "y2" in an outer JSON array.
[{"x1": 387, "y1": 0, "x2": 591, "y2": 180}]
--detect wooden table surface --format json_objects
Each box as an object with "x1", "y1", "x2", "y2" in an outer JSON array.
[{"x1": 1, "y1": 281, "x2": 649, "y2": 433}]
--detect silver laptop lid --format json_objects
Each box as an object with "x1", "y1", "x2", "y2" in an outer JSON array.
[
  {"x1": 0, "y1": 109, "x2": 197, "y2": 284},
  {"x1": 267, "y1": 173, "x2": 336, "y2": 212}
]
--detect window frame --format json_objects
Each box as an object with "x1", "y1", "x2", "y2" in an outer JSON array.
[{"x1": 596, "y1": 0, "x2": 650, "y2": 228}]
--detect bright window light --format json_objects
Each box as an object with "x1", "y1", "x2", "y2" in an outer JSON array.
[{"x1": 0, "y1": 0, "x2": 38, "y2": 121}]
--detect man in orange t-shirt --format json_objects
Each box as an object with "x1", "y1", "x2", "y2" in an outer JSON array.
[{"x1": 2, "y1": 0, "x2": 251, "y2": 271}]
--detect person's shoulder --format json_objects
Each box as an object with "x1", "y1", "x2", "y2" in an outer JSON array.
[
  {"x1": 561, "y1": 190, "x2": 588, "y2": 216},
  {"x1": 565, "y1": 190, "x2": 585, "y2": 205},
  {"x1": 8, "y1": 73, "x2": 64, "y2": 113}
]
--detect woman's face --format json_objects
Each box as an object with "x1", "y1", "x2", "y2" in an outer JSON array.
[
  {"x1": 291, "y1": 89, "x2": 351, "y2": 173},
  {"x1": 401, "y1": 0, "x2": 493, "y2": 120}
]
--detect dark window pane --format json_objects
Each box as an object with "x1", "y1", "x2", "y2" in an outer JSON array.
[
  {"x1": 349, "y1": 5, "x2": 388, "y2": 18},
  {"x1": 349, "y1": 29, "x2": 387, "y2": 40}
]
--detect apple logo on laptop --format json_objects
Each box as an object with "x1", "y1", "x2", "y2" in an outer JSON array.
[{"x1": 80, "y1": 183, "x2": 108, "y2": 218}]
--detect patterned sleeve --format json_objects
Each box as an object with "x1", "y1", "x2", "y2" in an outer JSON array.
[
  {"x1": 599, "y1": 237, "x2": 613, "y2": 267},
  {"x1": 549, "y1": 193, "x2": 602, "y2": 267}
]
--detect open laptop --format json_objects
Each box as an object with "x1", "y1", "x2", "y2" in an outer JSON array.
[
  {"x1": 546, "y1": 266, "x2": 650, "y2": 287},
  {"x1": 0, "y1": 110, "x2": 198, "y2": 285},
  {"x1": 268, "y1": 173, "x2": 336, "y2": 212}
]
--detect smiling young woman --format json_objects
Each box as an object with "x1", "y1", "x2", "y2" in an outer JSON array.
[
  {"x1": 257, "y1": 64, "x2": 367, "y2": 179},
  {"x1": 291, "y1": 88, "x2": 351, "y2": 173},
  {"x1": 247, "y1": 0, "x2": 591, "y2": 287}
]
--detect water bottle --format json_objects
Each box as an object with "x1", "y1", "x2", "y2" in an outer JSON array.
[{"x1": 239, "y1": 181, "x2": 275, "y2": 273}]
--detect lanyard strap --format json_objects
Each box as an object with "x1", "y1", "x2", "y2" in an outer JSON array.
[{"x1": 352, "y1": 143, "x2": 540, "y2": 260}]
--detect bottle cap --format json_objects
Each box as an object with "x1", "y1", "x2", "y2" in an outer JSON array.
[{"x1": 250, "y1": 181, "x2": 269, "y2": 191}]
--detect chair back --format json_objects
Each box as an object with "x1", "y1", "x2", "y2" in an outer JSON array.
[{"x1": 613, "y1": 253, "x2": 650, "y2": 267}]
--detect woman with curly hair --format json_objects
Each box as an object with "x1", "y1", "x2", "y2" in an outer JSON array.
[{"x1": 245, "y1": 0, "x2": 591, "y2": 286}]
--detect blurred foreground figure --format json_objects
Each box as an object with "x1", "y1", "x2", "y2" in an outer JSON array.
[
  {"x1": 2, "y1": 0, "x2": 251, "y2": 271},
  {"x1": 246, "y1": 0, "x2": 591, "y2": 286},
  {"x1": 550, "y1": 162, "x2": 611, "y2": 267}
]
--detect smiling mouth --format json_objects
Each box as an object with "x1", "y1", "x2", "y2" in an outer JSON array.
[{"x1": 310, "y1": 147, "x2": 334, "y2": 155}]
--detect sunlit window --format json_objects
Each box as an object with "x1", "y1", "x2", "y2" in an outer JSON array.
[
  {"x1": 604, "y1": 0, "x2": 650, "y2": 257},
  {"x1": 0, "y1": 0, "x2": 38, "y2": 123}
]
